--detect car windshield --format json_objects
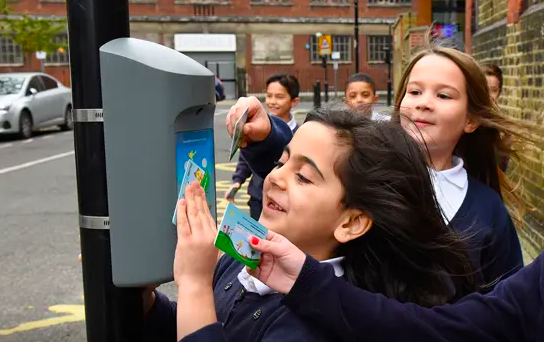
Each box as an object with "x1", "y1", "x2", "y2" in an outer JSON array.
[{"x1": 0, "y1": 76, "x2": 25, "y2": 95}]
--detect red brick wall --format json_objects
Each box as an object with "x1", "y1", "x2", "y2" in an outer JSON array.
[
  {"x1": 10, "y1": 0, "x2": 410, "y2": 18},
  {"x1": 3, "y1": 0, "x2": 409, "y2": 90},
  {"x1": 246, "y1": 34, "x2": 389, "y2": 95}
]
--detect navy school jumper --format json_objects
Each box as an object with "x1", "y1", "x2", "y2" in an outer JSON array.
[
  {"x1": 143, "y1": 255, "x2": 335, "y2": 342},
  {"x1": 280, "y1": 251, "x2": 543, "y2": 342}
]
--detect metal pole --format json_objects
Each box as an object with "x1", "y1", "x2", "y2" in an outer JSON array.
[
  {"x1": 387, "y1": 24, "x2": 393, "y2": 107},
  {"x1": 334, "y1": 65, "x2": 338, "y2": 98},
  {"x1": 323, "y1": 56, "x2": 329, "y2": 102},
  {"x1": 354, "y1": 0, "x2": 359, "y2": 73},
  {"x1": 66, "y1": 0, "x2": 145, "y2": 341}
]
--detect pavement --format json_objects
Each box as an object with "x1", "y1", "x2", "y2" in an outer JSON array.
[{"x1": 0, "y1": 101, "x2": 535, "y2": 340}]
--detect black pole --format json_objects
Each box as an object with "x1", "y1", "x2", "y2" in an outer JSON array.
[
  {"x1": 354, "y1": 0, "x2": 359, "y2": 73},
  {"x1": 322, "y1": 55, "x2": 329, "y2": 102},
  {"x1": 66, "y1": 1, "x2": 145, "y2": 341},
  {"x1": 387, "y1": 24, "x2": 392, "y2": 106}
]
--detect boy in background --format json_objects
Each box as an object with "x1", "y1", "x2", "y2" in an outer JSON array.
[
  {"x1": 344, "y1": 73, "x2": 389, "y2": 121},
  {"x1": 224, "y1": 74, "x2": 300, "y2": 220}
]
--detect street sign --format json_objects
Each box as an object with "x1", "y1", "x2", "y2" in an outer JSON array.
[
  {"x1": 318, "y1": 35, "x2": 332, "y2": 56},
  {"x1": 35, "y1": 51, "x2": 47, "y2": 60},
  {"x1": 331, "y1": 51, "x2": 340, "y2": 60}
]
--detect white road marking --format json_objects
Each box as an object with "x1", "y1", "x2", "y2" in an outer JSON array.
[
  {"x1": 0, "y1": 151, "x2": 74, "y2": 175},
  {"x1": 22, "y1": 139, "x2": 34, "y2": 144},
  {"x1": 215, "y1": 110, "x2": 228, "y2": 116},
  {"x1": 0, "y1": 143, "x2": 13, "y2": 149}
]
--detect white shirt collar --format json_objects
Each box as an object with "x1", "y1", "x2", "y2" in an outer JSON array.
[
  {"x1": 371, "y1": 111, "x2": 391, "y2": 122},
  {"x1": 433, "y1": 156, "x2": 467, "y2": 189},
  {"x1": 238, "y1": 257, "x2": 344, "y2": 296},
  {"x1": 287, "y1": 113, "x2": 297, "y2": 131},
  {"x1": 429, "y1": 156, "x2": 469, "y2": 223}
]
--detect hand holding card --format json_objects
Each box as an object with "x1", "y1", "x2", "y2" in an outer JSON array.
[
  {"x1": 214, "y1": 203, "x2": 268, "y2": 269},
  {"x1": 228, "y1": 106, "x2": 249, "y2": 161}
]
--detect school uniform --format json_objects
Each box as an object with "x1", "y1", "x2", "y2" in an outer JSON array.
[
  {"x1": 243, "y1": 115, "x2": 523, "y2": 288},
  {"x1": 430, "y1": 157, "x2": 524, "y2": 286},
  {"x1": 143, "y1": 255, "x2": 343, "y2": 342},
  {"x1": 231, "y1": 114, "x2": 299, "y2": 220},
  {"x1": 281, "y1": 251, "x2": 544, "y2": 342}
]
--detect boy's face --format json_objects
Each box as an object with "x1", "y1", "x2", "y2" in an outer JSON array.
[
  {"x1": 345, "y1": 81, "x2": 379, "y2": 110},
  {"x1": 265, "y1": 81, "x2": 299, "y2": 119},
  {"x1": 486, "y1": 75, "x2": 501, "y2": 102}
]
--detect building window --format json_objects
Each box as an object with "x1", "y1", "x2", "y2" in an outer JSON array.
[
  {"x1": 367, "y1": 0, "x2": 410, "y2": 4},
  {"x1": 252, "y1": 34, "x2": 294, "y2": 64},
  {"x1": 367, "y1": 35, "x2": 391, "y2": 62},
  {"x1": 309, "y1": 35, "x2": 351, "y2": 62},
  {"x1": 0, "y1": 36, "x2": 24, "y2": 65},
  {"x1": 250, "y1": 0, "x2": 291, "y2": 4},
  {"x1": 310, "y1": 0, "x2": 350, "y2": 5},
  {"x1": 45, "y1": 34, "x2": 69, "y2": 65}
]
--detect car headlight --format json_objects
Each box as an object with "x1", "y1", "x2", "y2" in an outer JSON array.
[{"x1": 0, "y1": 104, "x2": 11, "y2": 111}]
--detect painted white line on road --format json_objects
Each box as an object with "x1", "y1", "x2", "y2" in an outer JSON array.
[
  {"x1": 215, "y1": 110, "x2": 228, "y2": 116},
  {"x1": 0, "y1": 143, "x2": 13, "y2": 149},
  {"x1": 0, "y1": 151, "x2": 74, "y2": 175},
  {"x1": 22, "y1": 139, "x2": 34, "y2": 144},
  {"x1": 41, "y1": 135, "x2": 51, "y2": 140}
]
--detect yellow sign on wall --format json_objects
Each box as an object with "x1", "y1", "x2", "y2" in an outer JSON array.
[{"x1": 318, "y1": 35, "x2": 332, "y2": 56}]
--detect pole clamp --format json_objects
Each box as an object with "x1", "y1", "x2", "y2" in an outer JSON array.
[
  {"x1": 79, "y1": 215, "x2": 110, "y2": 230},
  {"x1": 72, "y1": 109, "x2": 104, "y2": 123}
]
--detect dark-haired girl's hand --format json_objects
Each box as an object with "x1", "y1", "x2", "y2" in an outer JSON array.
[
  {"x1": 226, "y1": 96, "x2": 271, "y2": 147},
  {"x1": 247, "y1": 230, "x2": 306, "y2": 294},
  {"x1": 173, "y1": 181, "x2": 219, "y2": 288}
]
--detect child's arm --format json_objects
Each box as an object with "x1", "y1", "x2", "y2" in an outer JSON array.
[
  {"x1": 231, "y1": 154, "x2": 253, "y2": 186},
  {"x1": 143, "y1": 291, "x2": 177, "y2": 342},
  {"x1": 480, "y1": 201, "x2": 524, "y2": 288},
  {"x1": 281, "y1": 253, "x2": 542, "y2": 342},
  {"x1": 143, "y1": 256, "x2": 231, "y2": 341},
  {"x1": 240, "y1": 115, "x2": 293, "y2": 179}
]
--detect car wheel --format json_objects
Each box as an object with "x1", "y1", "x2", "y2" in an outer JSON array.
[
  {"x1": 60, "y1": 105, "x2": 73, "y2": 131},
  {"x1": 19, "y1": 110, "x2": 33, "y2": 139}
]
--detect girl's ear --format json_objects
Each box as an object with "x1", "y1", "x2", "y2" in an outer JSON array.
[
  {"x1": 334, "y1": 212, "x2": 372, "y2": 243},
  {"x1": 464, "y1": 116, "x2": 479, "y2": 134}
]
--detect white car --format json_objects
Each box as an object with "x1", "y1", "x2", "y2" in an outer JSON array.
[{"x1": 0, "y1": 72, "x2": 73, "y2": 139}]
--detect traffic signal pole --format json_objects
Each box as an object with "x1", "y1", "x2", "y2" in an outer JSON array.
[{"x1": 66, "y1": 0, "x2": 145, "y2": 340}]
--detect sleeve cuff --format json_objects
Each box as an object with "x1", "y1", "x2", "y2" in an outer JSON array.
[{"x1": 282, "y1": 254, "x2": 328, "y2": 311}]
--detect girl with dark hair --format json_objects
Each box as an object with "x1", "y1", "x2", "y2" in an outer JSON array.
[{"x1": 144, "y1": 99, "x2": 480, "y2": 342}]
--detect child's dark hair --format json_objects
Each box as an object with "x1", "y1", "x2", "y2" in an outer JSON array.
[
  {"x1": 483, "y1": 63, "x2": 503, "y2": 94},
  {"x1": 266, "y1": 74, "x2": 300, "y2": 100},
  {"x1": 345, "y1": 73, "x2": 376, "y2": 93},
  {"x1": 304, "y1": 106, "x2": 479, "y2": 307}
]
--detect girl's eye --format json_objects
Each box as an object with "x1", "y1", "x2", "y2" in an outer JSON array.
[
  {"x1": 408, "y1": 90, "x2": 421, "y2": 95},
  {"x1": 438, "y1": 93, "x2": 452, "y2": 100},
  {"x1": 296, "y1": 173, "x2": 311, "y2": 184}
]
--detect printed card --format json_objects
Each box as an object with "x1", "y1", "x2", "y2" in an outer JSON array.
[
  {"x1": 172, "y1": 158, "x2": 211, "y2": 225},
  {"x1": 214, "y1": 202, "x2": 268, "y2": 269},
  {"x1": 228, "y1": 107, "x2": 249, "y2": 161}
]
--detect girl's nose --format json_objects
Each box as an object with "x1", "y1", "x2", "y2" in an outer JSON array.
[
  {"x1": 414, "y1": 93, "x2": 434, "y2": 112},
  {"x1": 268, "y1": 165, "x2": 288, "y2": 190}
]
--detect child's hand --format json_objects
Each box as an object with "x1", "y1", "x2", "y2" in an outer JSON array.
[
  {"x1": 226, "y1": 96, "x2": 270, "y2": 147},
  {"x1": 224, "y1": 182, "x2": 241, "y2": 203},
  {"x1": 247, "y1": 230, "x2": 306, "y2": 294},
  {"x1": 173, "y1": 181, "x2": 219, "y2": 288}
]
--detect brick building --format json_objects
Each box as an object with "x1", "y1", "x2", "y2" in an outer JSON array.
[
  {"x1": 465, "y1": 0, "x2": 544, "y2": 258},
  {"x1": 0, "y1": 0, "x2": 419, "y2": 99}
]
